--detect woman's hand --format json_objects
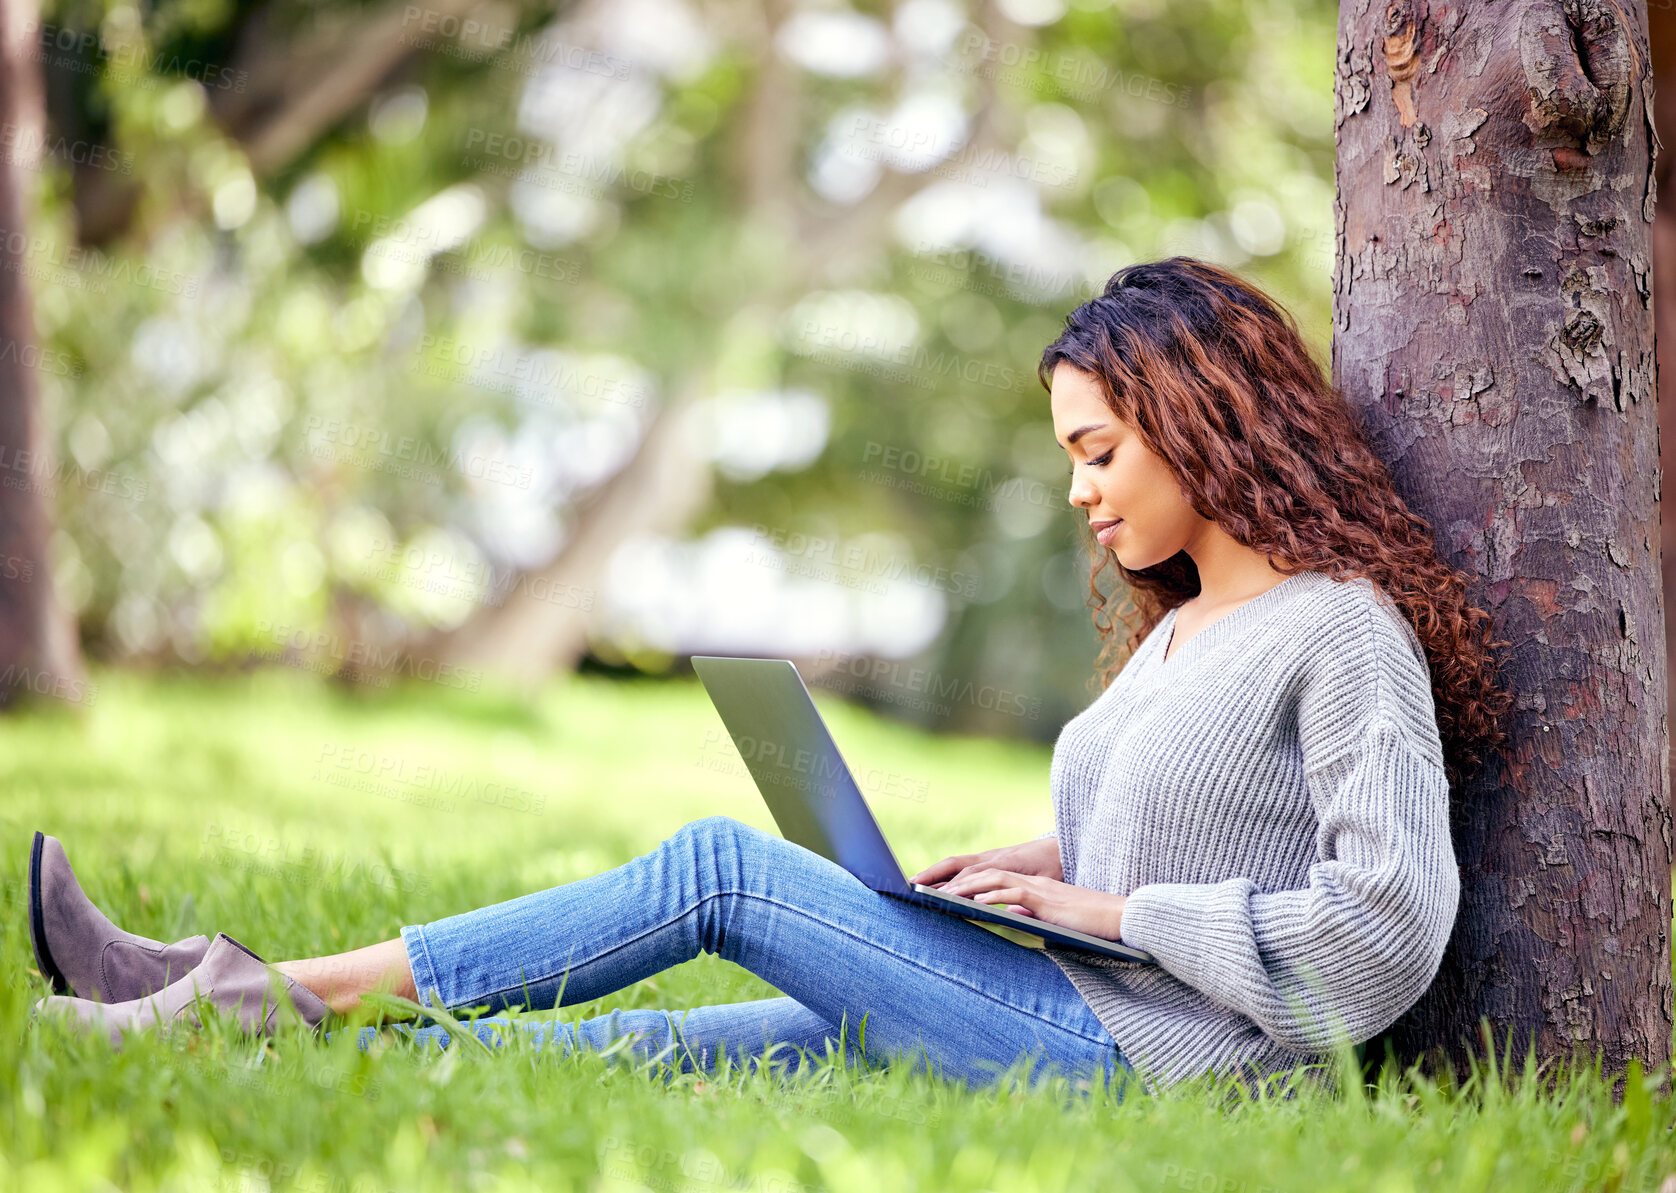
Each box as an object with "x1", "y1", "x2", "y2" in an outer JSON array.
[
  {"x1": 938, "y1": 868, "x2": 1128, "y2": 942},
  {"x1": 909, "y1": 835, "x2": 1063, "y2": 888}
]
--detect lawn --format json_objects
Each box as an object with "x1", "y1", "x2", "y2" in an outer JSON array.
[{"x1": 0, "y1": 668, "x2": 1670, "y2": 1192}]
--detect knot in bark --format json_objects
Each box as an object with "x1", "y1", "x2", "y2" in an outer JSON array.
[
  {"x1": 1520, "y1": 0, "x2": 1634, "y2": 154},
  {"x1": 1384, "y1": 0, "x2": 1422, "y2": 126}
]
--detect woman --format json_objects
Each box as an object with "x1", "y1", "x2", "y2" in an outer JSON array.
[{"x1": 30, "y1": 256, "x2": 1511, "y2": 1095}]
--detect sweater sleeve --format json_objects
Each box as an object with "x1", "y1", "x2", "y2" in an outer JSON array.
[{"x1": 1117, "y1": 715, "x2": 1459, "y2": 1053}]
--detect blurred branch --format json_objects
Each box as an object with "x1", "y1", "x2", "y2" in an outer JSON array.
[
  {"x1": 421, "y1": 0, "x2": 812, "y2": 685},
  {"x1": 733, "y1": 0, "x2": 801, "y2": 236},
  {"x1": 792, "y1": 0, "x2": 1005, "y2": 289},
  {"x1": 214, "y1": 0, "x2": 488, "y2": 176},
  {"x1": 425, "y1": 0, "x2": 1019, "y2": 687},
  {"x1": 71, "y1": 0, "x2": 571, "y2": 242},
  {"x1": 423, "y1": 378, "x2": 713, "y2": 683}
]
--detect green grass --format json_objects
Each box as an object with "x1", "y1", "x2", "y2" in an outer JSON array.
[{"x1": 0, "y1": 668, "x2": 1671, "y2": 1191}]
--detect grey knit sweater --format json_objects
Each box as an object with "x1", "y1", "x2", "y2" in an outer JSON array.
[{"x1": 1044, "y1": 569, "x2": 1458, "y2": 1094}]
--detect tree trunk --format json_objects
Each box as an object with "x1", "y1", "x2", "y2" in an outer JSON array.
[
  {"x1": 1649, "y1": 0, "x2": 1676, "y2": 1006},
  {"x1": 0, "y1": 0, "x2": 86, "y2": 708},
  {"x1": 424, "y1": 380, "x2": 711, "y2": 687},
  {"x1": 1334, "y1": 0, "x2": 1672, "y2": 1078}
]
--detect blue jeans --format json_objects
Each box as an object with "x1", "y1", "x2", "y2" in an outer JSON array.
[{"x1": 364, "y1": 815, "x2": 1131, "y2": 1091}]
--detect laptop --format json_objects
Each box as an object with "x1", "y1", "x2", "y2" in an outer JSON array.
[{"x1": 691, "y1": 655, "x2": 1154, "y2": 965}]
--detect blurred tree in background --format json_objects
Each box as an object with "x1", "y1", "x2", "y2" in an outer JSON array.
[
  {"x1": 18, "y1": 0, "x2": 1337, "y2": 736},
  {"x1": 0, "y1": 0, "x2": 86, "y2": 707}
]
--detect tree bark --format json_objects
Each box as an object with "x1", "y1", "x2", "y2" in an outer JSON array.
[
  {"x1": 1649, "y1": 0, "x2": 1676, "y2": 1006},
  {"x1": 1334, "y1": 0, "x2": 1672, "y2": 1077},
  {"x1": 0, "y1": 0, "x2": 86, "y2": 708}
]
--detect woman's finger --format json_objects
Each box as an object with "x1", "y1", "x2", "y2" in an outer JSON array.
[
  {"x1": 970, "y1": 886, "x2": 1028, "y2": 909},
  {"x1": 908, "y1": 854, "x2": 971, "y2": 885},
  {"x1": 950, "y1": 875, "x2": 1027, "y2": 904},
  {"x1": 941, "y1": 868, "x2": 1009, "y2": 898}
]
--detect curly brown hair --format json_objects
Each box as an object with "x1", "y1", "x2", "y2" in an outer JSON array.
[{"x1": 1038, "y1": 256, "x2": 1512, "y2": 792}]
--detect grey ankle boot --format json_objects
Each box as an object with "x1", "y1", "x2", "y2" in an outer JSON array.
[
  {"x1": 29, "y1": 831, "x2": 211, "y2": 1003},
  {"x1": 32, "y1": 932, "x2": 333, "y2": 1048}
]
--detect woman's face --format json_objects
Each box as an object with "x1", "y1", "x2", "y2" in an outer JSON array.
[{"x1": 1049, "y1": 362, "x2": 1200, "y2": 571}]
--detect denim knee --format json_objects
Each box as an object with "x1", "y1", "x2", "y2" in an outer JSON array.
[
  {"x1": 666, "y1": 815, "x2": 796, "y2": 912},
  {"x1": 676, "y1": 815, "x2": 758, "y2": 851},
  {"x1": 670, "y1": 815, "x2": 780, "y2": 876}
]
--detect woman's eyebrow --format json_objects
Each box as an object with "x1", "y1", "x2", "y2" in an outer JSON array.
[{"x1": 1061, "y1": 422, "x2": 1108, "y2": 448}]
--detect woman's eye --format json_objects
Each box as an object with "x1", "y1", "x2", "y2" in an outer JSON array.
[{"x1": 1066, "y1": 450, "x2": 1114, "y2": 476}]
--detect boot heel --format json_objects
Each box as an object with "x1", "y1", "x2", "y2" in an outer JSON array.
[{"x1": 28, "y1": 831, "x2": 71, "y2": 996}]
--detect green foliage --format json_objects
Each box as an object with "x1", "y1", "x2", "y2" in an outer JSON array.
[
  {"x1": 26, "y1": 0, "x2": 1343, "y2": 736},
  {"x1": 1, "y1": 673, "x2": 1673, "y2": 1191}
]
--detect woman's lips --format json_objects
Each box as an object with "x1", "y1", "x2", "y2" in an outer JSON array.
[{"x1": 1095, "y1": 520, "x2": 1123, "y2": 546}]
